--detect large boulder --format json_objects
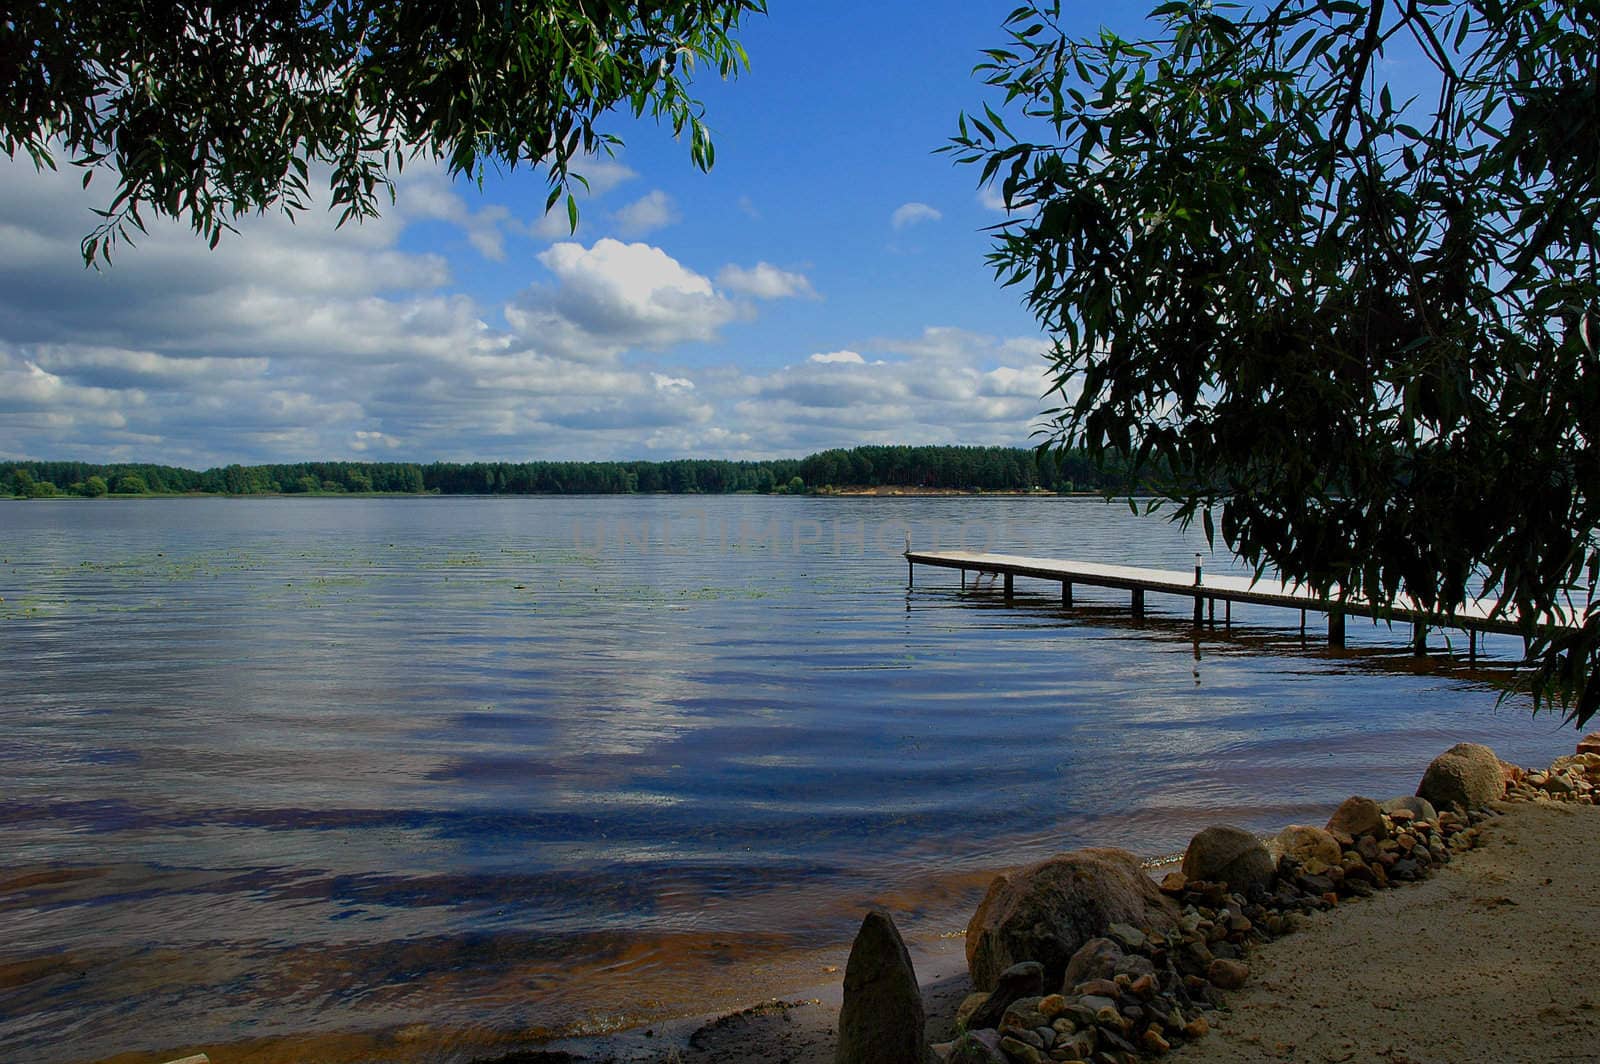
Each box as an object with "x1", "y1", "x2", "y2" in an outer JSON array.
[
  {"x1": 965, "y1": 848, "x2": 1179, "y2": 992},
  {"x1": 837, "y1": 911, "x2": 927, "y2": 1064},
  {"x1": 1273, "y1": 825, "x2": 1342, "y2": 866},
  {"x1": 1180, "y1": 825, "x2": 1275, "y2": 893},
  {"x1": 1417, "y1": 743, "x2": 1505, "y2": 812},
  {"x1": 1325, "y1": 796, "x2": 1385, "y2": 839},
  {"x1": 1577, "y1": 732, "x2": 1600, "y2": 757}
]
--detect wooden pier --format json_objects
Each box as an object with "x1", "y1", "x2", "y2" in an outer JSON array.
[{"x1": 905, "y1": 549, "x2": 1580, "y2": 659}]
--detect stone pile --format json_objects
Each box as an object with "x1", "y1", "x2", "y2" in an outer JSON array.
[
  {"x1": 836, "y1": 734, "x2": 1600, "y2": 1064},
  {"x1": 931, "y1": 801, "x2": 1486, "y2": 1064},
  {"x1": 1501, "y1": 737, "x2": 1600, "y2": 806}
]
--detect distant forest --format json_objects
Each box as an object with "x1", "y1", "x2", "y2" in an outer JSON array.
[{"x1": 3, "y1": 445, "x2": 1147, "y2": 498}]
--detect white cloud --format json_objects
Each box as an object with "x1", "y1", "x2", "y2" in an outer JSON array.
[
  {"x1": 652, "y1": 372, "x2": 695, "y2": 392},
  {"x1": 399, "y1": 171, "x2": 515, "y2": 260},
  {"x1": 506, "y1": 238, "x2": 738, "y2": 361},
  {"x1": 574, "y1": 159, "x2": 638, "y2": 198},
  {"x1": 891, "y1": 202, "x2": 943, "y2": 229},
  {"x1": 717, "y1": 262, "x2": 817, "y2": 300},
  {"x1": 527, "y1": 158, "x2": 641, "y2": 241},
  {"x1": 612, "y1": 190, "x2": 680, "y2": 236},
  {"x1": 0, "y1": 155, "x2": 1055, "y2": 466}
]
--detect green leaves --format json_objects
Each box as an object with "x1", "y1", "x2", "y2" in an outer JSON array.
[
  {"x1": 955, "y1": 0, "x2": 1600, "y2": 725},
  {"x1": 0, "y1": 1, "x2": 765, "y2": 264}
]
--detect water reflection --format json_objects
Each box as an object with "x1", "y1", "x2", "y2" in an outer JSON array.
[{"x1": 0, "y1": 496, "x2": 1576, "y2": 1063}]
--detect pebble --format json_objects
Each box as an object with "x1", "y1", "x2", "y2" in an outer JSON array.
[{"x1": 1206, "y1": 959, "x2": 1250, "y2": 989}]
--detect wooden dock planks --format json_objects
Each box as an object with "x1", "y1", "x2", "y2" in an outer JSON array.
[{"x1": 904, "y1": 549, "x2": 1580, "y2": 649}]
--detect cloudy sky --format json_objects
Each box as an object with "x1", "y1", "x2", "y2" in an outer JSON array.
[{"x1": 0, "y1": 1, "x2": 1150, "y2": 467}]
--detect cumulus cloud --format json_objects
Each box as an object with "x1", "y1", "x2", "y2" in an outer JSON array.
[
  {"x1": 612, "y1": 190, "x2": 680, "y2": 235},
  {"x1": 0, "y1": 155, "x2": 1052, "y2": 465},
  {"x1": 717, "y1": 262, "x2": 817, "y2": 300},
  {"x1": 891, "y1": 202, "x2": 943, "y2": 229},
  {"x1": 506, "y1": 239, "x2": 739, "y2": 361},
  {"x1": 807, "y1": 350, "x2": 866, "y2": 364}
]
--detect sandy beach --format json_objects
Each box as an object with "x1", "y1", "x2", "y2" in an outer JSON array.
[{"x1": 603, "y1": 794, "x2": 1600, "y2": 1064}]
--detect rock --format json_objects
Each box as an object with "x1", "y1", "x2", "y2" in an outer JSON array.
[
  {"x1": 1577, "y1": 732, "x2": 1600, "y2": 756},
  {"x1": 1181, "y1": 826, "x2": 1275, "y2": 893},
  {"x1": 1112, "y1": 953, "x2": 1156, "y2": 981},
  {"x1": 946, "y1": 1030, "x2": 1007, "y2": 1064},
  {"x1": 1418, "y1": 743, "x2": 1504, "y2": 812},
  {"x1": 966, "y1": 961, "x2": 1044, "y2": 1031},
  {"x1": 1077, "y1": 994, "x2": 1118, "y2": 1014},
  {"x1": 1105, "y1": 923, "x2": 1146, "y2": 951},
  {"x1": 1380, "y1": 795, "x2": 1439, "y2": 822},
  {"x1": 965, "y1": 849, "x2": 1179, "y2": 992},
  {"x1": 1325, "y1": 796, "x2": 1385, "y2": 839},
  {"x1": 836, "y1": 910, "x2": 927, "y2": 1064},
  {"x1": 1073, "y1": 978, "x2": 1121, "y2": 1000},
  {"x1": 1206, "y1": 958, "x2": 1250, "y2": 989},
  {"x1": 1037, "y1": 994, "x2": 1070, "y2": 1021},
  {"x1": 1057, "y1": 1029, "x2": 1098, "y2": 1060},
  {"x1": 1142, "y1": 1028, "x2": 1172, "y2": 1054},
  {"x1": 1158, "y1": 871, "x2": 1187, "y2": 895},
  {"x1": 1341, "y1": 859, "x2": 1376, "y2": 885},
  {"x1": 1273, "y1": 825, "x2": 1342, "y2": 866},
  {"x1": 998, "y1": 1035, "x2": 1045, "y2": 1063},
  {"x1": 1542, "y1": 773, "x2": 1575, "y2": 795},
  {"x1": 1001, "y1": 997, "x2": 1048, "y2": 1032},
  {"x1": 1005, "y1": 1027, "x2": 1045, "y2": 1050},
  {"x1": 1062, "y1": 938, "x2": 1124, "y2": 988},
  {"x1": 956, "y1": 992, "x2": 991, "y2": 1030}
]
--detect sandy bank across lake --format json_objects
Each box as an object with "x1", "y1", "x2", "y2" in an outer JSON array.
[{"x1": 593, "y1": 798, "x2": 1600, "y2": 1064}]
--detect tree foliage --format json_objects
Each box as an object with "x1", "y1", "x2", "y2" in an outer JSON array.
[
  {"x1": 951, "y1": 0, "x2": 1599, "y2": 723},
  {"x1": 1, "y1": 0, "x2": 764, "y2": 262},
  {"x1": 1, "y1": 446, "x2": 1141, "y2": 499}
]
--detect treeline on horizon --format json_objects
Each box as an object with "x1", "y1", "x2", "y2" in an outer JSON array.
[{"x1": 3, "y1": 445, "x2": 1148, "y2": 499}]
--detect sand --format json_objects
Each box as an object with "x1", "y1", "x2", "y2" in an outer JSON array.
[{"x1": 599, "y1": 797, "x2": 1600, "y2": 1064}]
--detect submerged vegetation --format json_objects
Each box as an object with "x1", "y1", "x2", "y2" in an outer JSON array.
[{"x1": 2, "y1": 445, "x2": 1147, "y2": 499}]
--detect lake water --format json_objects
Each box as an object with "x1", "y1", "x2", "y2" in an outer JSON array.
[{"x1": 0, "y1": 496, "x2": 1576, "y2": 1063}]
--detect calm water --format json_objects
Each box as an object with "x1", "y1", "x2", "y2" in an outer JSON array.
[{"x1": 0, "y1": 497, "x2": 1575, "y2": 1063}]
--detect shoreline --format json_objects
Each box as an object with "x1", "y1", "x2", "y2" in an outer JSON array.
[
  {"x1": 543, "y1": 740, "x2": 1600, "y2": 1064},
  {"x1": 95, "y1": 738, "x2": 1599, "y2": 1064}
]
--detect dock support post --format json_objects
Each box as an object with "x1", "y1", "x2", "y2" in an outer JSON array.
[
  {"x1": 1469, "y1": 630, "x2": 1477, "y2": 665},
  {"x1": 1132, "y1": 588, "x2": 1145, "y2": 618},
  {"x1": 1300, "y1": 609, "x2": 1307, "y2": 644},
  {"x1": 1225, "y1": 599, "x2": 1231, "y2": 629},
  {"x1": 1413, "y1": 623, "x2": 1427, "y2": 656},
  {"x1": 1004, "y1": 572, "x2": 1013, "y2": 603},
  {"x1": 1193, "y1": 593, "x2": 1203, "y2": 627},
  {"x1": 1062, "y1": 581, "x2": 1072, "y2": 607},
  {"x1": 908, "y1": 558, "x2": 913, "y2": 588},
  {"x1": 1208, "y1": 598, "x2": 1215, "y2": 626},
  {"x1": 1329, "y1": 609, "x2": 1345, "y2": 648},
  {"x1": 960, "y1": 568, "x2": 965, "y2": 589}
]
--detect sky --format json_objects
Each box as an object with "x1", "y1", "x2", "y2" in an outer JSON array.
[{"x1": 0, "y1": 1, "x2": 1152, "y2": 468}]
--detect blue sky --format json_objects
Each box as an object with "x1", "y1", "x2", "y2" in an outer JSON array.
[{"x1": 0, "y1": 1, "x2": 1152, "y2": 467}]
